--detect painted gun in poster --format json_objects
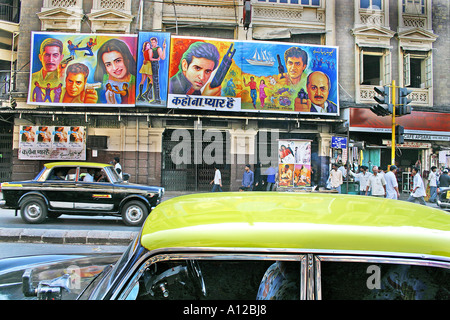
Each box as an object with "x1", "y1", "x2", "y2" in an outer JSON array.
[
  {"x1": 277, "y1": 54, "x2": 285, "y2": 79},
  {"x1": 210, "y1": 43, "x2": 236, "y2": 88}
]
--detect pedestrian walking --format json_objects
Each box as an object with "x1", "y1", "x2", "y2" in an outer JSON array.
[
  {"x1": 113, "y1": 157, "x2": 122, "y2": 178},
  {"x1": 265, "y1": 165, "x2": 277, "y2": 191},
  {"x1": 239, "y1": 164, "x2": 255, "y2": 191},
  {"x1": 385, "y1": 165, "x2": 400, "y2": 200},
  {"x1": 239, "y1": 164, "x2": 254, "y2": 191},
  {"x1": 366, "y1": 166, "x2": 386, "y2": 197},
  {"x1": 210, "y1": 165, "x2": 222, "y2": 192},
  {"x1": 439, "y1": 169, "x2": 450, "y2": 188},
  {"x1": 407, "y1": 167, "x2": 426, "y2": 205},
  {"x1": 329, "y1": 163, "x2": 343, "y2": 194},
  {"x1": 428, "y1": 166, "x2": 438, "y2": 203}
]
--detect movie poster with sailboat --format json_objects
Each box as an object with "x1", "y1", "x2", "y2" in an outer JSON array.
[{"x1": 167, "y1": 36, "x2": 339, "y2": 115}]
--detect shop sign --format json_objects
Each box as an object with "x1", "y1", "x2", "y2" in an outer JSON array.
[{"x1": 382, "y1": 140, "x2": 431, "y2": 148}]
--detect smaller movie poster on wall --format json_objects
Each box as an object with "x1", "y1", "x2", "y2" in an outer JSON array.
[
  {"x1": 19, "y1": 126, "x2": 86, "y2": 160},
  {"x1": 277, "y1": 139, "x2": 311, "y2": 188}
]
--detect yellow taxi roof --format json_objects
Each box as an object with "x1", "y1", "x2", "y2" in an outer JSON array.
[
  {"x1": 141, "y1": 192, "x2": 450, "y2": 260},
  {"x1": 44, "y1": 162, "x2": 111, "y2": 168}
]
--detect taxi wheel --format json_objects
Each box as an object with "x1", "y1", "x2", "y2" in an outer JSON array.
[
  {"x1": 20, "y1": 196, "x2": 48, "y2": 224},
  {"x1": 121, "y1": 200, "x2": 148, "y2": 226}
]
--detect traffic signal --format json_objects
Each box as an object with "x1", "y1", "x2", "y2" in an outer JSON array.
[
  {"x1": 395, "y1": 125, "x2": 404, "y2": 144},
  {"x1": 397, "y1": 87, "x2": 413, "y2": 116},
  {"x1": 243, "y1": 0, "x2": 252, "y2": 30},
  {"x1": 371, "y1": 86, "x2": 392, "y2": 116}
]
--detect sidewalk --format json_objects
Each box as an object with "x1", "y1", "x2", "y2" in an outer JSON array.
[
  {"x1": 0, "y1": 190, "x2": 441, "y2": 246},
  {"x1": 0, "y1": 191, "x2": 200, "y2": 246}
]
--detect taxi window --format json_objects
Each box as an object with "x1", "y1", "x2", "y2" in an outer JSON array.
[
  {"x1": 78, "y1": 168, "x2": 109, "y2": 183},
  {"x1": 47, "y1": 167, "x2": 76, "y2": 181},
  {"x1": 123, "y1": 258, "x2": 301, "y2": 300},
  {"x1": 320, "y1": 261, "x2": 450, "y2": 300}
]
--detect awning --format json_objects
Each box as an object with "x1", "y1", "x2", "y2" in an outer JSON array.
[{"x1": 252, "y1": 27, "x2": 326, "y2": 40}]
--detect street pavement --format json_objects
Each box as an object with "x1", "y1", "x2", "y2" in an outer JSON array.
[{"x1": 0, "y1": 190, "x2": 444, "y2": 246}]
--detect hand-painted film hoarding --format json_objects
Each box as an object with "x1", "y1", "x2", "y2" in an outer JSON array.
[
  {"x1": 167, "y1": 36, "x2": 339, "y2": 115},
  {"x1": 278, "y1": 140, "x2": 312, "y2": 188},
  {"x1": 19, "y1": 126, "x2": 86, "y2": 160},
  {"x1": 135, "y1": 32, "x2": 171, "y2": 107},
  {"x1": 28, "y1": 32, "x2": 137, "y2": 107}
]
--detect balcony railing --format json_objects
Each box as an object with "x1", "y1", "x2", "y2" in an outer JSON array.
[{"x1": 0, "y1": 3, "x2": 20, "y2": 23}]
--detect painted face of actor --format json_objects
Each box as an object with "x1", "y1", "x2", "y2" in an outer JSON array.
[
  {"x1": 182, "y1": 56, "x2": 215, "y2": 91},
  {"x1": 286, "y1": 56, "x2": 307, "y2": 83},
  {"x1": 102, "y1": 51, "x2": 128, "y2": 80},
  {"x1": 39, "y1": 45, "x2": 63, "y2": 73},
  {"x1": 151, "y1": 39, "x2": 158, "y2": 48},
  {"x1": 307, "y1": 72, "x2": 330, "y2": 108},
  {"x1": 65, "y1": 72, "x2": 86, "y2": 97}
]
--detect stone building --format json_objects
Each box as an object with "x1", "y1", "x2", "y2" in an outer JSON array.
[{"x1": 0, "y1": 0, "x2": 448, "y2": 193}]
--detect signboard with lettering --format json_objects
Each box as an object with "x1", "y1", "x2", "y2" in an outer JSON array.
[{"x1": 331, "y1": 136, "x2": 347, "y2": 149}]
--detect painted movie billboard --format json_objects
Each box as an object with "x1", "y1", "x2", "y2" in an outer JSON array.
[
  {"x1": 167, "y1": 36, "x2": 339, "y2": 115},
  {"x1": 135, "y1": 32, "x2": 171, "y2": 107},
  {"x1": 28, "y1": 32, "x2": 137, "y2": 107}
]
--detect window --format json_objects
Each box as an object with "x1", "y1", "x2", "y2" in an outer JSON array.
[
  {"x1": 47, "y1": 167, "x2": 76, "y2": 181},
  {"x1": 360, "y1": 0, "x2": 382, "y2": 10},
  {"x1": 121, "y1": 255, "x2": 302, "y2": 300},
  {"x1": 87, "y1": 135, "x2": 108, "y2": 149},
  {"x1": 402, "y1": 0, "x2": 426, "y2": 15},
  {"x1": 403, "y1": 52, "x2": 432, "y2": 88},
  {"x1": 320, "y1": 261, "x2": 450, "y2": 300},
  {"x1": 360, "y1": 49, "x2": 391, "y2": 85}
]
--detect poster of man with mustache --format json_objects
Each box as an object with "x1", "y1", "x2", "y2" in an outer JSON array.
[{"x1": 167, "y1": 36, "x2": 339, "y2": 115}]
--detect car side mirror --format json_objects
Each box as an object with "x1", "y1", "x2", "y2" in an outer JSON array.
[
  {"x1": 22, "y1": 268, "x2": 71, "y2": 300},
  {"x1": 123, "y1": 173, "x2": 130, "y2": 182}
]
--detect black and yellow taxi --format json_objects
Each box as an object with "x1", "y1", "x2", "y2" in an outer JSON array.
[{"x1": 0, "y1": 162, "x2": 164, "y2": 226}]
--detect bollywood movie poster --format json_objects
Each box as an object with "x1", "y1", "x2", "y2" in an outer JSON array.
[
  {"x1": 28, "y1": 32, "x2": 138, "y2": 107},
  {"x1": 278, "y1": 140, "x2": 312, "y2": 188},
  {"x1": 136, "y1": 32, "x2": 171, "y2": 107},
  {"x1": 18, "y1": 126, "x2": 86, "y2": 160},
  {"x1": 167, "y1": 36, "x2": 339, "y2": 115}
]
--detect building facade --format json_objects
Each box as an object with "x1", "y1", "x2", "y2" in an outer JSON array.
[{"x1": 0, "y1": 0, "x2": 448, "y2": 192}]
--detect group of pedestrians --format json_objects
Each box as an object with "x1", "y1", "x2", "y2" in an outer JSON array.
[
  {"x1": 210, "y1": 162, "x2": 450, "y2": 205},
  {"x1": 428, "y1": 166, "x2": 450, "y2": 203},
  {"x1": 329, "y1": 163, "x2": 400, "y2": 199},
  {"x1": 210, "y1": 163, "x2": 278, "y2": 192}
]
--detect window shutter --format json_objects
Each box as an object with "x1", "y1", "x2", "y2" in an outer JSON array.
[
  {"x1": 383, "y1": 50, "x2": 391, "y2": 84},
  {"x1": 403, "y1": 53, "x2": 411, "y2": 87},
  {"x1": 425, "y1": 54, "x2": 432, "y2": 88}
]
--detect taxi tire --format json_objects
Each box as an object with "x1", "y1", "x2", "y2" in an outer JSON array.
[
  {"x1": 121, "y1": 200, "x2": 148, "y2": 226},
  {"x1": 20, "y1": 196, "x2": 48, "y2": 224}
]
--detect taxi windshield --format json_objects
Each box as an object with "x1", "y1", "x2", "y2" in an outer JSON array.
[{"x1": 105, "y1": 166, "x2": 123, "y2": 183}]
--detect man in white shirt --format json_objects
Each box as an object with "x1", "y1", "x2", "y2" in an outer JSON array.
[
  {"x1": 407, "y1": 167, "x2": 426, "y2": 205},
  {"x1": 349, "y1": 166, "x2": 372, "y2": 195},
  {"x1": 329, "y1": 163, "x2": 343, "y2": 193},
  {"x1": 210, "y1": 165, "x2": 222, "y2": 192},
  {"x1": 366, "y1": 166, "x2": 386, "y2": 197},
  {"x1": 428, "y1": 166, "x2": 438, "y2": 203},
  {"x1": 113, "y1": 157, "x2": 123, "y2": 179},
  {"x1": 385, "y1": 165, "x2": 400, "y2": 200}
]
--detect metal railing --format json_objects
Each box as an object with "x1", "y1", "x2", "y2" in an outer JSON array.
[{"x1": 0, "y1": 3, "x2": 20, "y2": 24}]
